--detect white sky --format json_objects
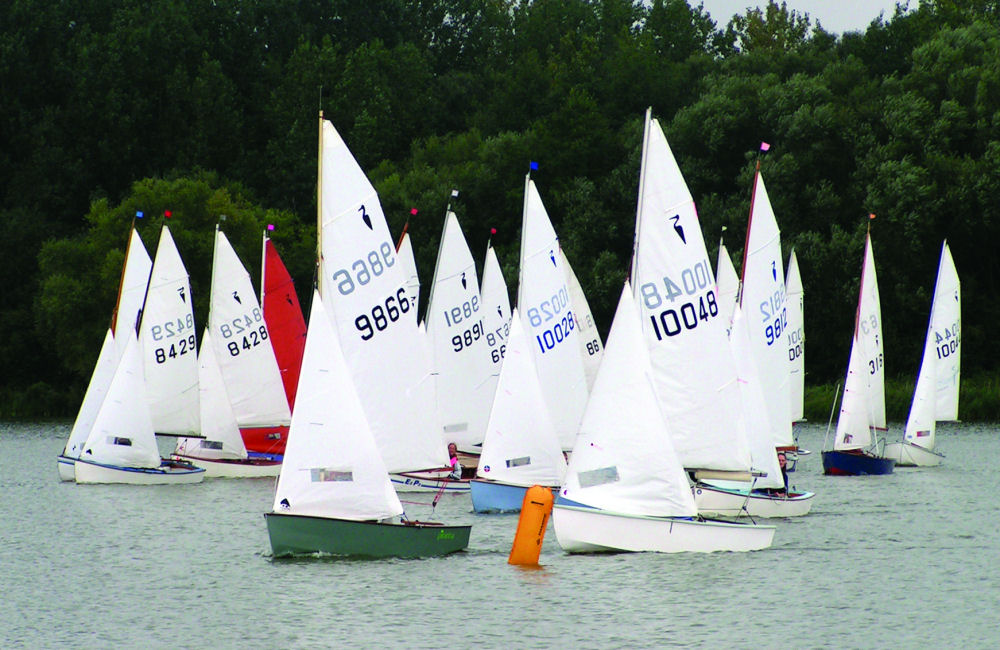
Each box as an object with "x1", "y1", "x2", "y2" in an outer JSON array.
[{"x1": 697, "y1": 0, "x2": 915, "y2": 35}]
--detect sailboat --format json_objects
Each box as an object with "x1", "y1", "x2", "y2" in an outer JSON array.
[
  {"x1": 173, "y1": 226, "x2": 289, "y2": 474},
  {"x1": 693, "y1": 163, "x2": 814, "y2": 517},
  {"x1": 822, "y1": 227, "x2": 896, "y2": 475},
  {"x1": 58, "y1": 226, "x2": 151, "y2": 480},
  {"x1": 74, "y1": 329, "x2": 205, "y2": 484},
  {"x1": 470, "y1": 311, "x2": 567, "y2": 512},
  {"x1": 424, "y1": 207, "x2": 494, "y2": 456},
  {"x1": 785, "y1": 248, "x2": 808, "y2": 469},
  {"x1": 517, "y1": 174, "x2": 590, "y2": 451},
  {"x1": 884, "y1": 241, "x2": 960, "y2": 466},
  {"x1": 315, "y1": 114, "x2": 459, "y2": 494},
  {"x1": 265, "y1": 292, "x2": 471, "y2": 557},
  {"x1": 560, "y1": 249, "x2": 603, "y2": 391},
  {"x1": 553, "y1": 283, "x2": 775, "y2": 553},
  {"x1": 138, "y1": 223, "x2": 201, "y2": 438}
]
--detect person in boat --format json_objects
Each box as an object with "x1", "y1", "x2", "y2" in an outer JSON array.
[
  {"x1": 447, "y1": 442, "x2": 462, "y2": 480},
  {"x1": 777, "y1": 452, "x2": 789, "y2": 493}
]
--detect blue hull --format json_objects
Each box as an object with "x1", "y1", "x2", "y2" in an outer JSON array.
[
  {"x1": 822, "y1": 450, "x2": 895, "y2": 476},
  {"x1": 471, "y1": 480, "x2": 557, "y2": 513}
]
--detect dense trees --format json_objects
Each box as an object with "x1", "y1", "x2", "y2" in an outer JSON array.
[{"x1": 3, "y1": 0, "x2": 999, "y2": 415}]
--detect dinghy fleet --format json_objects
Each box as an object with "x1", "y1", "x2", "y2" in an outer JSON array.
[{"x1": 59, "y1": 109, "x2": 960, "y2": 558}]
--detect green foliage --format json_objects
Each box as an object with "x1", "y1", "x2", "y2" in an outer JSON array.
[{"x1": 5, "y1": 0, "x2": 1000, "y2": 416}]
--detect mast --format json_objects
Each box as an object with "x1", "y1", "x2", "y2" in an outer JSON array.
[
  {"x1": 630, "y1": 108, "x2": 653, "y2": 292},
  {"x1": 516, "y1": 172, "x2": 531, "y2": 310},
  {"x1": 317, "y1": 110, "x2": 325, "y2": 294},
  {"x1": 109, "y1": 214, "x2": 139, "y2": 333},
  {"x1": 739, "y1": 148, "x2": 765, "y2": 306}
]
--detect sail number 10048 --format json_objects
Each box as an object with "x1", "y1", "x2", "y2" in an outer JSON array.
[{"x1": 640, "y1": 260, "x2": 718, "y2": 339}]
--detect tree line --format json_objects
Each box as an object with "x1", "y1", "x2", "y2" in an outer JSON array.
[{"x1": 2, "y1": 0, "x2": 998, "y2": 416}]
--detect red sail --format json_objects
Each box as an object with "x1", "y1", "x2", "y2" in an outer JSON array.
[{"x1": 262, "y1": 238, "x2": 307, "y2": 413}]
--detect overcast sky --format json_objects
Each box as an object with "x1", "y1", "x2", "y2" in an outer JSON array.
[{"x1": 697, "y1": 0, "x2": 914, "y2": 36}]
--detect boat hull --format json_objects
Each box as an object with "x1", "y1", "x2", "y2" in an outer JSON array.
[
  {"x1": 170, "y1": 453, "x2": 281, "y2": 478},
  {"x1": 470, "y1": 480, "x2": 558, "y2": 513},
  {"x1": 552, "y1": 502, "x2": 774, "y2": 553},
  {"x1": 74, "y1": 457, "x2": 205, "y2": 485},
  {"x1": 390, "y1": 471, "x2": 470, "y2": 493},
  {"x1": 265, "y1": 512, "x2": 471, "y2": 558},
  {"x1": 57, "y1": 455, "x2": 76, "y2": 481},
  {"x1": 693, "y1": 483, "x2": 815, "y2": 518},
  {"x1": 883, "y1": 441, "x2": 944, "y2": 467},
  {"x1": 821, "y1": 450, "x2": 896, "y2": 475},
  {"x1": 240, "y1": 425, "x2": 288, "y2": 456}
]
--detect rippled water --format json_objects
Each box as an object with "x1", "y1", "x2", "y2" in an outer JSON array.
[{"x1": 3, "y1": 421, "x2": 998, "y2": 648}]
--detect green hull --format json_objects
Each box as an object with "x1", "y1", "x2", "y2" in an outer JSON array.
[{"x1": 265, "y1": 512, "x2": 471, "y2": 558}]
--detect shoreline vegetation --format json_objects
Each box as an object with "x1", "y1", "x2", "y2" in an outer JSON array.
[{"x1": 6, "y1": 374, "x2": 998, "y2": 422}]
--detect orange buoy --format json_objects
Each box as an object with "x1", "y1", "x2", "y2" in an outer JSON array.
[{"x1": 508, "y1": 485, "x2": 554, "y2": 565}]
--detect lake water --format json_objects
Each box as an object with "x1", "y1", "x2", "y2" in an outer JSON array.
[{"x1": 3, "y1": 421, "x2": 998, "y2": 648}]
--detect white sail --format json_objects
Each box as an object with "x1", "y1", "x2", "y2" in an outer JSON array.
[
  {"x1": 81, "y1": 330, "x2": 161, "y2": 468},
  {"x1": 740, "y1": 171, "x2": 793, "y2": 448},
  {"x1": 716, "y1": 240, "x2": 740, "y2": 335},
  {"x1": 561, "y1": 249, "x2": 603, "y2": 391},
  {"x1": 904, "y1": 241, "x2": 961, "y2": 448},
  {"x1": 397, "y1": 230, "x2": 421, "y2": 323},
  {"x1": 480, "y1": 244, "x2": 511, "y2": 371},
  {"x1": 932, "y1": 242, "x2": 961, "y2": 420},
  {"x1": 139, "y1": 224, "x2": 199, "y2": 435},
  {"x1": 65, "y1": 329, "x2": 117, "y2": 459},
  {"x1": 729, "y1": 307, "x2": 785, "y2": 489},
  {"x1": 517, "y1": 177, "x2": 589, "y2": 450},
  {"x1": 630, "y1": 109, "x2": 751, "y2": 472},
  {"x1": 424, "y1": 210, "x2": 494, "y2": 451},
  {"x1": 477, "y1": 311, "x2": 567, "y2": 487},
  {"x1": 785, "y1": 249, "x2": 805, "y2": 422},
  {"x1": 835, "y1": 232, "x2": 885, "y2": 450},
  {"x1": 176, "y1": 329, "x2": 247, "y2": 461},
  {"x1": 562, "y1": 283, "x2": 698, "y2": 517},
  {"x1": 272, "y1": 292, "x2": 404, "y2": 521},
  {"x1": 113, "y1": 228, "x2": 153, "y2": 358},
  {"x1": 208, "y1": 228, "x2": 290, "y2": 427},
  {"x1": 317, "y1": 117, "x2": 446, "y2": 472}
]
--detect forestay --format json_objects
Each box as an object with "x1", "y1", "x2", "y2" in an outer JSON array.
[
  {"x1": 139, "y1": 224, "x2": 199, "y2": 435},
  {"x1": 317, "y1": 117, "x2": 445, "y2": 472},
  {"x1": 716, "y1": 240, "x2": 740, "y2": 335},
  {"x1": 477, "y1": 311, "x2": 566, "y2": 488},
  {"x1": 517, "y1": 177, "x2": 589, "y2": 450},
  {"x1": 272, "y1": 293, "x2": 404, "y2": 521},
  {"x1": 561, "y1": 283, "x2": 698, "y2": 517},
  {"x1": 630, "y1": 110, "x2": 751, "y2": 472}
]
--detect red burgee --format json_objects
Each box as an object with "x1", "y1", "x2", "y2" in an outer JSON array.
[{"x1": 262, "y1": 238, "x2": 307, "y2": 412}]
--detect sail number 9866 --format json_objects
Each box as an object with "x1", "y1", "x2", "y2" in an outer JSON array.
[
  {"x1": 355, "y1": 288, "x2": 410, "y2": 340},
  {"x1": 330, "y1": 242, "x2": 396, "y2": 295}
]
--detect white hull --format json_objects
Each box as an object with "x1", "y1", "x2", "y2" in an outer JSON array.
[
  {"x1": 693, "y1": 483, "x2": 814, "y2": 518},
  {"x1": 883, "y1": 441, "x2": 944, "y2": 467},
  {"x1": 390, "y1": 470, "x2": 470, "y2": 493},
  {"x1": 552, "y1": 503, "x2": 774, "y2": 553},
  {"x1": 74, "y1": 457, "x2": 205, "y2": 485},
  {"x1": 171, "y1": 453, "x2": 281, "y2": 478},
  {"x1": 57, "y1": 455, "x2": 76, "y2": 481}
]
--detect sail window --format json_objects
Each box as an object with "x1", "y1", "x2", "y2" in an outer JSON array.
[
  {"x1": 505, "y1": 456, "x2": 531, "y2": 468},
  {"x1": 578, "y1": 466, "x2": 620, "y2": 488},
  {"x1": 311, "y1": 468, "x2": 353, "y2": 482},
  {"x1": 109, "y1": 436, "x2": 133, "y2": 447},
  {"x1": 199, "y1": 440, "x2": 224, "y2": 450},
  {"x1": 443, "y1": 423, "x2": 468, "y2": 433}
]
